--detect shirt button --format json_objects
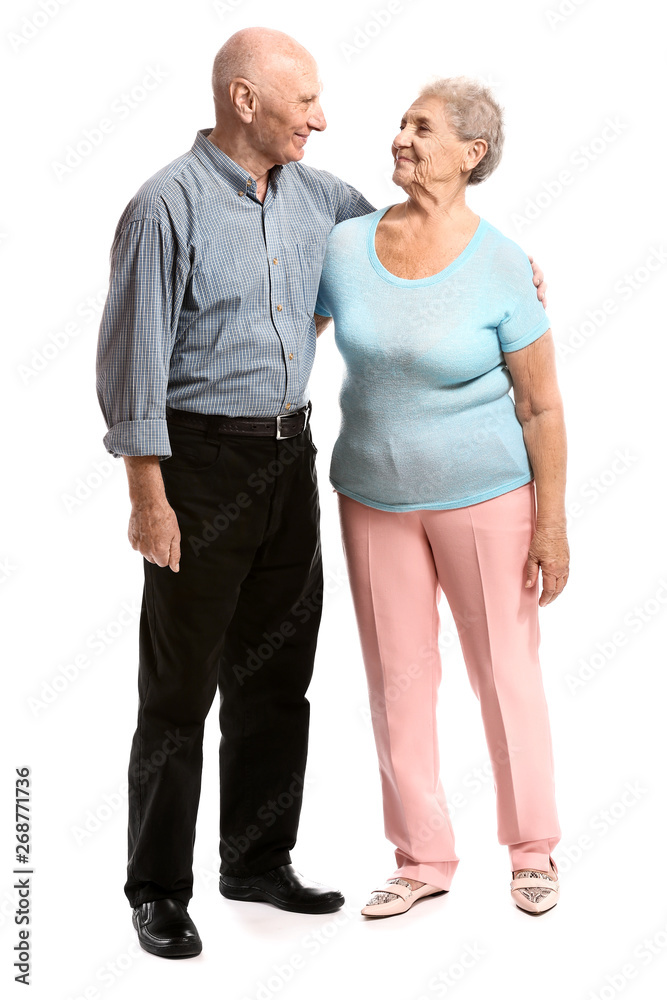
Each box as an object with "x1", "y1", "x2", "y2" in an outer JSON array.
[
  {"x1": 285, "y1": 403, "x2": 291, "y2": 410},
  {"x1": 237, "y1": 190, "x2": 244, "y2": 197},
  {"x1": 246, "y1": 178, "x2": 252, "y2": 186},
  {"x1": 273, "y1": 258, "x2": 278, "y2": 265},
  {"x1": 288, "y1": 353, "x2": 294, "y2": 360},
  {"x1": 276, "y1": 304, "x2": 283, "y2": 311}
]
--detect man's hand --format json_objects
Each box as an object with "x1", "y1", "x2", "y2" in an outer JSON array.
[
  {"x1": 528, "y1": 256, "x2": 547, "y2": 309},
  {"x1": 128, "y1": 498, "x2": 181, "y2": 571},
  {"x1": 123, "y1": 456, "x2": 181, "y2": 572}
]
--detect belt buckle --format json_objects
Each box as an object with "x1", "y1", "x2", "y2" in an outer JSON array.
[
  {"x1": 276, "y1": 404, "x2": 309, "y2": 440},
  {"x1": 276, "y1": 414, "x2": 289, "y2": 440}
]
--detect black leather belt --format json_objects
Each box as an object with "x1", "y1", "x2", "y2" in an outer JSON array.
[{"x1": 165, "y1": 401, "x2": 311, "y2": 440}]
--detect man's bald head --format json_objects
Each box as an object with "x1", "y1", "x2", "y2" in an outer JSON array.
[
  {"x1": 208, "y1": 27, "x2": 326, "y2": 171},
  {"x1": 212, "y1": 27, "x2": 316, "y2": 104}
]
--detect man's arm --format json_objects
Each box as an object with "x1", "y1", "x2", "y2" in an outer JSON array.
[
  {"x1": 96, "y1": 214, "x2": 186, "y2": 572},
  {"x1": 315, "y1": 313, "x2": 332, "y2": 338},
  {"x1": 333, "y1": 176, "x2": 375, "y2": 224},
  {"x1": 96, "y1": 217, "x2": 183, "y2": 459}
]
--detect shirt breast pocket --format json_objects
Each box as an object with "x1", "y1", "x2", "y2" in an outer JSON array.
[{"x1": 283, "y1": 242, "x2": 325, "y2": 320}]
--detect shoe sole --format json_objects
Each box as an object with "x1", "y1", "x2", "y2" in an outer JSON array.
[
  {"x1": 513, "y1": 902, "x2": 558, "y2": 916},
  {"x1": 219, "y1": 883, "x2": 344, "y2": 913},
  {"x1": 361, "y1": 889, "x2": 447, "y2": 918}
]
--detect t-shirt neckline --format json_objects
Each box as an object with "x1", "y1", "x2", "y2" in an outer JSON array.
[{"x1": 367, "y1": 204, "x2": 488, "y2": 287}]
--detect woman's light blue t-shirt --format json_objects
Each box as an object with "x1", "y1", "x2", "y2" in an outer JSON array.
[{"x1": 315, "y1": 207, "x2": 551, "y2": 512}]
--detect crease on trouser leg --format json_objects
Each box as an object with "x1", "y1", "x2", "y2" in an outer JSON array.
[
  {"x1": 338, "y1": 495, "x2": 459, "y2": 893},
  {"x1": 425, "y1": 486, "x2": 560, "y2": 873}
]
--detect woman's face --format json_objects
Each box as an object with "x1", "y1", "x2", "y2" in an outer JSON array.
[{"x1": 391, "y1": 95, "x2": 472, "y2": 191}]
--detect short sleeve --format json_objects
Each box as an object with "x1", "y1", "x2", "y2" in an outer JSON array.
[
  {"x1": 497, "y1": 246, "x2": 551, "y2": 353},
  {"x1": 314, "y1": 287, "x2": 332, "y2": 318}
]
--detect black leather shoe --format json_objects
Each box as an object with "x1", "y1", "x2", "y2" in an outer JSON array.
[
  {"x1": 219, "y1": 864, "x2": 345, "y2": 913},
  {"x1": 132, "y1": 898, "x2": 202, "y2": 958}
]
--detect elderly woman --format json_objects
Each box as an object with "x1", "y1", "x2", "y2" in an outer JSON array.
[{"x1": 315, "y1": 78, "x2": 568, "y2": 916}]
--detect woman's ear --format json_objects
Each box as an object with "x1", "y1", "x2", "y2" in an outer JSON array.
[{"x1": 464, "y1": 138, "x2": 488, "y2": 174}]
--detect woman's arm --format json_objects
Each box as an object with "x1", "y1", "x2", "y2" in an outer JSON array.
[{"x1": 503, "y1": 330, "x2": 569, "y2": 606}]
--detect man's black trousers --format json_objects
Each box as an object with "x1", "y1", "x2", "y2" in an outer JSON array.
[{"x1": 124, "y1": 412, "x2": 323, "y2": 907}]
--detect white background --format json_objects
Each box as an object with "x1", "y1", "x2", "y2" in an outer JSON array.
[{"x1": 2, "y1": 0, "x2": 667, "y2": 998}]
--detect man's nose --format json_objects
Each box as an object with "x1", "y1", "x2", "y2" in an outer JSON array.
[{"x1": 308, "y1": 99, "x2": 327, "y2": 132}]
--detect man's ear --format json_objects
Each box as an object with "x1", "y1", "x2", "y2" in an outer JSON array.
[{"x1": 229, "y1": 78, "x2": 256, "y2": 123}]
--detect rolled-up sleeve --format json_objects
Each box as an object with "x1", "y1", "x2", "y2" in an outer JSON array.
[{"x1": 95, "y1": 216, "x2": 184, "y2": 458}]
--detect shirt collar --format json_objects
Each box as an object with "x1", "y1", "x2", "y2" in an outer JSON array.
[{"x1": 192, "y1": 128, "x2": 284, "y2": 198}]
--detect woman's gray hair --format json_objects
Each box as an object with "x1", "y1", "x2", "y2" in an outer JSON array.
[{"x1": 418, "y1": 76, "x2": 504, "y2": 185}]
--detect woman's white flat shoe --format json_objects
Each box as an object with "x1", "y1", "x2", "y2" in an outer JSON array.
[
  {"x1": 361, "y1": 878, "x2": 446, "y2": 917},
  {"x1": 510, "y1": 856, "x2": 560, "y2": 914}
]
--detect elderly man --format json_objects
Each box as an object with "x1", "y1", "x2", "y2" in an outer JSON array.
[{"x1": 96, "y1": 27, "x2": 546, "y2": 958}]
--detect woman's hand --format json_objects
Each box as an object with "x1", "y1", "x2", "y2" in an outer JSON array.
[{"x1": 525, "y1": 525, "x2": 569, "y2": 606}]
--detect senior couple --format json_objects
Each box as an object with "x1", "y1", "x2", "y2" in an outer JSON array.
[{"x1": 96, "y1": 27, "x2": 568, "y2": 958}]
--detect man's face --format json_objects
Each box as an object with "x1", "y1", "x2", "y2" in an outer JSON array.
[{"x1": 252, "y1": 59, "x2": 327, "y2": 164}]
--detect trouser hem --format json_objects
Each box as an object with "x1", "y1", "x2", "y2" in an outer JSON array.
[
  {"x1": 220, "y1": 851, "x2": 292, "y2": 879},
  {"x1": 127, "y1": 888, "x2": 192, "y2": 909},
  {"x1": 389, "y1": 860, "x2": 459, "y2": 893}
]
